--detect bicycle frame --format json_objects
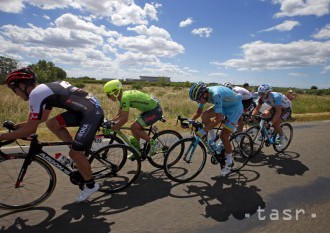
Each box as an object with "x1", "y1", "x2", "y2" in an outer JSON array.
[
  {"x1": 258, "y1": 118, "x2": 277, "y2": 145},
  {"x1": 183, "y1": 135, "x2": 220, "y2": 163},
  {"x1": 105, "y1": 124, "x2": 159, "y2": 157}
]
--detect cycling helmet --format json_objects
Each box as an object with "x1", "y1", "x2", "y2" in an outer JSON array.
[
  {"x1": 6, "y1": 67, "x2": 37, "y2": 88},
  {"x1": 189, "y1": 81, "x2": 208, "y2": 101},
  {"x1": 243, "y1": 83, "x2": 249, "y2": 88},
  {"x1": 222, "y1": 82, "x2": 233, "y2": 89},
  {"x1": 257, "y1": 84, "x2": 272, "y2": 96},
  {"x1": 103, "y1": 79, "x2": 122, "y2": 94}
]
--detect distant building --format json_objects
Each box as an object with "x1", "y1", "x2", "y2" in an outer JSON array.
[{"x1": 139, "y1": 76, "x2": 171, "y2": 82}]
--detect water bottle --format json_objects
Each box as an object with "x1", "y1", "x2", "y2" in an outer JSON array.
[
  {"x1": 208, "y1": 139, "x2": 218, "y2": 151},
  {"x1": 216, "y1": 141, "x2": 223, "y2": 154},
  {"x1": 55, "y1": 153, "x2": 73, "y2": 167}
]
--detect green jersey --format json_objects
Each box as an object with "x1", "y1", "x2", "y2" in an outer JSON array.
[{"x1": 120, "y1": 90, "x2": 158, "y2": 112}]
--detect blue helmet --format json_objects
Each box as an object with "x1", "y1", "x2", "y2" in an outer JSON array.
[{"x1": 189, "y1": 81, "x2": 208, "y2": 101}]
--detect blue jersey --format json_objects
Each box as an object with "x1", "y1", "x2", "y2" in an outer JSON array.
[
  {"x1": 198, "y1": 86, "x2": 242, "y2": 114},
  {"x1": 258, "y1": 92, "x2": 291, "y2": 108}
]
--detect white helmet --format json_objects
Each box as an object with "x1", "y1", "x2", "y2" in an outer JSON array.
[
  {"x1": 257, "y1": 84, "x2": 272, "y2": 96},
  {"x1": 222, "y1": 82, "x2": 233, "y2": 89}
]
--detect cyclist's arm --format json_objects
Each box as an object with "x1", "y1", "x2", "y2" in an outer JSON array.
[
  {"x1": 111, "y1": 109, "x2": 129, "y2": 130},
  {"x1": 252, "y1": 104, "x2": 261, "y2": 115},
  {"x1": 204, "y1": 113, "x2": 223, "y2": 132},
  {"x1": 191, "y1": 107, "x2": 203, "y2": 120},
  {"x1": 13, "y1": 110, "x2": 51, "y2": 129},
  {"x1": 0, "y1": 118, "x2": 40, "y2": 141}
]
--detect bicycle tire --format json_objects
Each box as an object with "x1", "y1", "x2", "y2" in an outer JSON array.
[
  {"x1": 0, "y1": 154, "x2": 56, "y2": 210},
  {"x1": 164, "y1": 137, "x2": 207, "y2": 183},
  {"x1": 273, "y1": 123, "x2": 293, "y2": 152},
  {"x1": 230, "y1": 132, "x2": 253, "y2": 171},
  {"x1": 147, "y1": 130, "x2": 183, "y2": 168},
  {"x1": 91, "y1": 144, "x2": 141, "y2": 193},
  {"x1": 245, "y1": 125, "x2": 265, "y2": 157}
]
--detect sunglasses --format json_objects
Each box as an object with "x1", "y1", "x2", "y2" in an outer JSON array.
[{"x1": 196, "y1": 96, "x2": 207, "y2": 103}]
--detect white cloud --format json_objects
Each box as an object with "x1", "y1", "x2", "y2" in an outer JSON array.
[
  {"x1": 0, "y1": 0, "x2": 24, "y2": 13},
  {"x1": 179, "y1": 17, "x2": 194, "y2": 27},
  {"x1": 73, "y1": 0, "x2": 160, "y2": 26},
  {"x1": 261, "y1": 20, "x2": 300, "y2": 32},
  {"x1": 43, "y1": 14, "x2": 51, "y2": 20},
  {"x1": 273, "y1": 0, "x2": 330, "y2": 17},
  {"x1": 312, "y1": 24, "x2": 330, "y2": 39},
  {"x1": 0, "y1": 0, "x2": 160, "y2": 26},
  {"x1": 289, "y1": 72, "x2": 307, "y2": 76},
  {"x1": 115, "y1": 35, "x2": 184, "y2": 57},
  {"x1": 208, "y1": 73, "x2": 228, "y2": 77},
  {"x1": 216, "y1": 40, "x2": 330, "y2": 71},
  {"x1": 55, "y1": 13, "x2": 120, "y2": 38},
  {"x1": 191, "y1": 27, "x2": 213, "y2": 37},
  {"x1": 127, "y1": 25, "x2": 171, "y2": 39}
]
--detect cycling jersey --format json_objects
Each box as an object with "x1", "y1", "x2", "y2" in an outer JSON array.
[
  {"x1": 258, "y1": 92, "x2": 291, "y2": 109},
  {"x1": 120, "y1": 90, "x2": 159, "y2": 112},
  {"x1": 198, "y1": 86, "x2": 243, "y2": 132},
  {"x1": 29, "y1": 81, "x2": 101, "y2": 120},
  {"x1": 28, "y1": 81, "x2": 104, "y2": 151},
  {"x1": 198, "y1": 86, "x2": 242, "y2": 112},
  {"x1": 233, "y1": 86, "x2": 252, "y2": 100}
]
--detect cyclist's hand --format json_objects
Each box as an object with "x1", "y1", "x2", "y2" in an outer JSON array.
[
  {"x1": 102, "y1": 128, "x2": 113, "y2": 136},
  {"x1": 196, "y1": 128, "x2": 206, "y2": 138}
]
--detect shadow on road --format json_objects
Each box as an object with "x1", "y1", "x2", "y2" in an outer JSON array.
[
  {"x1": 168, "y1": 169, "x2": 265, "y2": 222},
  {"x1": 248, "y1": 150, "x2": 309, "y2": 176}
]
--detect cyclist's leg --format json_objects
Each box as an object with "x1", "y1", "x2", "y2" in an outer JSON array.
[
  {"x1": 201, "y1": 106, "x2": 217, "y2": 139},
  {"x1": 133, "y1": 105, "x2": 163, "y2": 155},
  {"x1": 45, "y1": 111, "x2": 80, "y2": 142},
  {"x1": 71, "y1": 108, "x2": 104, "y2": 201},
  {"x1": 220, "y1": 103, "x2": 243, "y2": 176}
]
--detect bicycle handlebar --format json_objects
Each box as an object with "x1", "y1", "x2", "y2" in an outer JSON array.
[{"x1": 176, "y1": 115, "x2": 203, "y2": 130}]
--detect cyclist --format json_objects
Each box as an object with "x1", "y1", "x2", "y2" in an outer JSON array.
[
  {"x1": 103, "y1": 79, "x2": 163, "y2": 159},
  {"x1": 189, "y1": 81, "x2": 243, "y2": 176},
  {"x1": 252, "y1": 84, "x2": 292, "y2": 147},
  {"x1": 222, "y1": 82, "x2": 256, "y2": 133},
  {"x1": 0, "y1": 68, "x2": 104, "y2": 202}
]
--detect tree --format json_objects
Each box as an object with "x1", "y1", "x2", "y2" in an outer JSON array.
[
  {"x1": 311, "y1": 86, "x2": 318, "y2": 90},
  {"x1": 0, "y1": 56, "x2": 19, "y2": 84},
  {"x1": 29, "y1": 60, "x2": 66, "y2": 83}
]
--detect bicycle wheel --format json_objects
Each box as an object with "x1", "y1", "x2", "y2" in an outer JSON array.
[
  {"x1": 90, "y1": 144, "x2": 141, "y2": 193},
  {"x1": 0, "y1": 154, "x2": 56, "y2": 210},
  {"x1": 273, "y1": 123, "x2": 293, "y2": 152},
  {"x1": 164, "y1": 137, "x2": 207, "y2": 183},
  {"x1": 147, "y1": 130, "x2": 183, "y2": 168},
  {"x1": 245, "y1": 126, "x2": 265, "y2": 157},
  {"x1": 230, "y1": 132, "x2": 253, "y2": 171}
]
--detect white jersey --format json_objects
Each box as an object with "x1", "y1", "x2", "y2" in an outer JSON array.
[{"x1": 233, "y1": 86, "x2": 252, "y2": 100}]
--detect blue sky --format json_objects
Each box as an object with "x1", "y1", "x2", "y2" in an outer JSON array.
[{"x1": 0, "y1": 0, "x2": 329, "y2": 89}]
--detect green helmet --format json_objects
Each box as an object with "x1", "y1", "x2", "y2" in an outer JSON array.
[{"x1": 103, "y1": 80, "x2": 122, "y2": 95}]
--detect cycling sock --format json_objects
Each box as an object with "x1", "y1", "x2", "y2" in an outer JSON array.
[
  {"x1": 225, "y1": 153, "x2": 233, "y2": 164},
  {"x1": 85, "y1": 179, "x2": 95, "y2": 189}
]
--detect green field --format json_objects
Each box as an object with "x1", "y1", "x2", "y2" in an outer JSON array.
[{"x1": 1, "y1": 84, "x2": 330, "y2": 140}]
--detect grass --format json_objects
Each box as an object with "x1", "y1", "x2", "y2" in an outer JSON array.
[{"x1": 1, "y1": 84, "x2": 330, "y2": 141}]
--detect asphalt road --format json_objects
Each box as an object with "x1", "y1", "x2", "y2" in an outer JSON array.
[{"x1": 0, "y1": 120, "x2": 330, "y2": 233}]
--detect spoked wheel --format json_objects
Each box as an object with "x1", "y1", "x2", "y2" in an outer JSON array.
[
  {"x1": 230, "y1": 132, "x2": 253, "y2": 171},
  {"x1": 90, "y1": 144, "x2": 141, "y2": 193},
  {"x1": 245, "y1": 126, "x2": 265, "y2": 157},
  {"x1": 0, "y1": 154, "x2": 56, "y2": 210},
  {"x1": 273, "y1": 123, "x2": 293, "y2": 152},
  {"x1": 147, "y1": 130, "x2": 183, "y2": 168},
  {"x1": 164, "y1": 137, "x2": 207, "y2": 183}
]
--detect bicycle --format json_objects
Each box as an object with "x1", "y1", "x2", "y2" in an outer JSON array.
[
  {"x1": 100, "y1": 116, "x2": 182, "y2": 168},
  {"x1": 245, "y1": 115, "x2": 293, "y2": 156},
  {"x1": 0, "y1": 121, "x2": 141, "y2": 210},
  {"x1": 163, "y1": 116, "x2": 253, "y2": 183}
]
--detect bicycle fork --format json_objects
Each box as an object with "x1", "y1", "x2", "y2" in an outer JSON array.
[
  {"x1": 15, "y1": 154, "x2": 34, "y2": 188},
  {"x1": 183, "y1": 136, "x2": 200, "y2": 163}
]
